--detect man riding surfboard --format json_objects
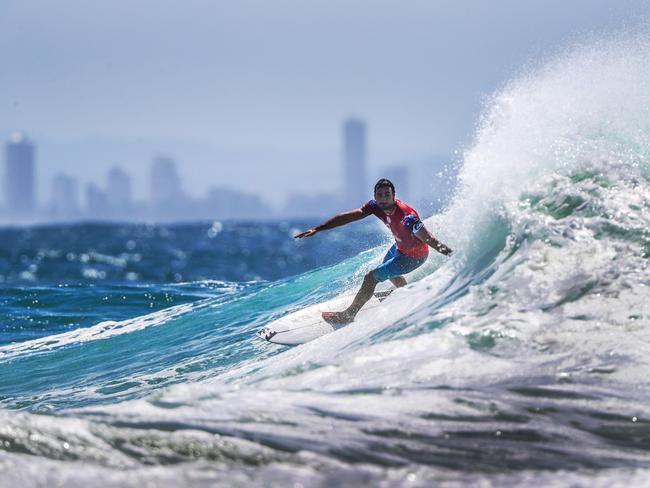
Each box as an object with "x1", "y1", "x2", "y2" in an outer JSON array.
[{"x1": 295, "y1": 178, "x2": 452, "y2": 325}]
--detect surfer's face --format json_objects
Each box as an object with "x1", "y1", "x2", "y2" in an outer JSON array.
[{"x1": 374, "y1": 186, "x2": 395, "y2": 211}]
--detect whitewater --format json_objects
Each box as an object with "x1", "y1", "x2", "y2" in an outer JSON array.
[{"x1": 2, "y1": 34, "x2": 650, "y2": 487}]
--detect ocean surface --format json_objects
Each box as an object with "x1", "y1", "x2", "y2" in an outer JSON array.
[{"x1": 3, "y1": 35, "x2": 650, "y2": 487}]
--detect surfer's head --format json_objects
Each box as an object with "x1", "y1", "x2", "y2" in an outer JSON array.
[{"x1": 374, "y1": 178, "x2": 396, "y2": 211}]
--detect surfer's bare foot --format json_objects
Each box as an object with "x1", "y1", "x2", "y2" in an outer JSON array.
[{"x1": 322, "y1": 311, "x2": 354, "y2": 325}]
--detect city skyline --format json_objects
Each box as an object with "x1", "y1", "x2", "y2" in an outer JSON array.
[{"x1": 1, "y1": 119, "x2": 451, "y2": 223}]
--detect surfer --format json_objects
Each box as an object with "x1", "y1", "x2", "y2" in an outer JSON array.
[{"x1": 295, "y1": 178, "x2": 453, "y2": 324}]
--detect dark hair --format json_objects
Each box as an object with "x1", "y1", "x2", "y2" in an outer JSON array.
[{"x1": 374, "y1": 178, "x2": 395, "y2": 195}]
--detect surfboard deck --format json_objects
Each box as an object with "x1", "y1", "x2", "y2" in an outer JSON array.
[{"x1": 257, "y1": 290, "x2": 391, "y2": 346}]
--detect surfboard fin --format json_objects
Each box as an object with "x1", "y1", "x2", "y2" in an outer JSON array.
[{"x1": 373, "y1": 289, "x2": 394, "y2": 302}]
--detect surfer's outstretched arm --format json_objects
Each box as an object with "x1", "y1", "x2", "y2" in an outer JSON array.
[
  {"x1": 294, "y1": 208, "x2": 368, "y2": 239},
  {"x1": 415, "y1": 225, "x2": 453, "y2": 255}
]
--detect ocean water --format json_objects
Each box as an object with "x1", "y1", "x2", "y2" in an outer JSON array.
[{"x1": 3, "y1": 34, "x2": 650, "y2": 487}]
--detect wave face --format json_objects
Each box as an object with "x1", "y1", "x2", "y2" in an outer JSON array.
[{"x1": 3, "y1": 35, "x2": 650, "y2": 486}]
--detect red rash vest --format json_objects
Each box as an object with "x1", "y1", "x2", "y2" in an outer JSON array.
[{"x1": 361, "y1": 199, "x2": 429, "y2": 259}]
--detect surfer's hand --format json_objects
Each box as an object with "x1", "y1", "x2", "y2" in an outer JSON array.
[
  {"x1": 294, "y1": 228, "x2": 318, "y2": 239},
  {"x1": 437, "y1": 244, "x2": 453, "y2": 256}
]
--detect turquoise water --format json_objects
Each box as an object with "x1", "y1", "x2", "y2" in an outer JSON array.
[
  {"x1": 3, "y1": 34, "x2": 650, "y2": 487},
  {"x1": 0, "y1": 221, "x2": 382, "y2": 411}
]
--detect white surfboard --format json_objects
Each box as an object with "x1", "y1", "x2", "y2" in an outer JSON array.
[{"x1": 257, "y1": 290, "x2": 392, "y2": 346}]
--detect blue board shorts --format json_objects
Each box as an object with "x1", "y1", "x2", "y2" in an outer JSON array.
[{"x1": 372, "y1": 244, "x2": 428, "y2": 282}]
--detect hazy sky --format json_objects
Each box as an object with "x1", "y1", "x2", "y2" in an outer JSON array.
[{"x1": 0, "y1": 0, "x2": 647, "y2": 205}]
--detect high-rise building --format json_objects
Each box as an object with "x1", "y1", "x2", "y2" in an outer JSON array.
[
  {"x1": 51, "y1": 172, "x2": 79, "y2": 219},
  {"x1": 342, "y1": 118, "x2": 367, "y2": 207},
  {"x1": 5, "y1": 132, "x2": 36, "y2": 218},
  {"x1": 150, "y1": 156, "x2": 182, "y2": 206},
  {"x1": 85, "y1": 182, "x2": 109, "y2": 219},
  {"x1": 106, "y1": 166, "x2": 133, "y2": 210}
]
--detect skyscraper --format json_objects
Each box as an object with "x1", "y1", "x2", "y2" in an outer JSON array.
[
  {"x1": 5, "y1": 132, "x2": 36, "y2": 218},
  {"x1": 51, "y1": 172, "x2": 79, "y2": 219},
  {"x1": 150, "y1": 156, "x2": 182, "y2": 206},
  {"x1": 85, "y1": 182, "x2": 109, "y2": 219},
  {"x1": 106, "y1": 166, "x2": 133, "y2": 210}
]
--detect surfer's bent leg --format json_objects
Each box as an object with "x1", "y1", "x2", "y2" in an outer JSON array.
[
  {"x1": 390, "y1": 276, "x2": 407, "y2": 287},
  {"x1": 322, "y1": 271, "x2": 378, "y2": 325},
  {"x1": 321, "y1": 246, "x2": 427, "y2": 325},
  {"x1": 346, "y1": 271, "x2": 379, "y2": 316}
]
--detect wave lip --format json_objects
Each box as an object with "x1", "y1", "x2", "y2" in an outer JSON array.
[{"x1": 0, "y1": 303, "x2": 197, "y2": 363}]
